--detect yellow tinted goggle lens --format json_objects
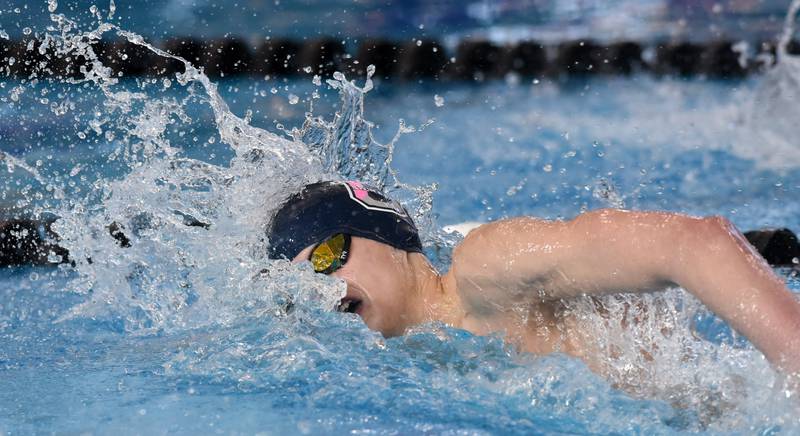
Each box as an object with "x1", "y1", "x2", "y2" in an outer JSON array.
[{"x1": 310, "y1": 234, "x2": 347, "y2": 273}]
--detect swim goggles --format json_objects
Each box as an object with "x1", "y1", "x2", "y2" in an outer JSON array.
[{"x1": 309, "y1": 233, "x2": 351, "y2": 274}]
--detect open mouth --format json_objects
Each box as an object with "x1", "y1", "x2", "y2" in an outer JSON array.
[{"x1": 336, "y1": 297, "x2": 363, "y2": 314}]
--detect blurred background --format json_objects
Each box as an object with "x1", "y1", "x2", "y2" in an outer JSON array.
[{"x1": 0, "y1": 0, "x2": 792, "y2": 42}]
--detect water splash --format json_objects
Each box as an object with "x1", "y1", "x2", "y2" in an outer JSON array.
[
  {"x1": 0, "y1": 7, "x2": 442, "y2": 333},
  {"x1": 294, "y1": 66, "x2": 441, "y2": 244},
  {"x1": 744, "y1": 0, "x2": 800, "y2": 167},
  {"x1": 1, "y1": 2, "x2": 800, "y2": 433}
]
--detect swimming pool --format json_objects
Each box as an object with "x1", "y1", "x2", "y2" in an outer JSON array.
[{"x1": 2, "y1": 7, "x2": 800, "y2": 436}]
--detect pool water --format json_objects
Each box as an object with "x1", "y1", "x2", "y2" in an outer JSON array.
[{"x1": 2, "y1": 9, "x2": 800, "y2": 436}]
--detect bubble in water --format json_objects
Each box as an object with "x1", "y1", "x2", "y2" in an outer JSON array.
[
  {"x1": 0, "y1": 30, "x2": 8, "y2": 40},
  {"x1": 270, "y1": 87, "x2": 277, "y2": 94},
  {"x1": 288, "y1": 94, "x2": 299, "y2": 105},
  {"x1": 542, "y1": 164, "x2": 552, "y2": 172},
  {"x1": 506, "y1": 178, "x2": 527, "y2": 196},
  {"x1": 47, "y1": 0, "x2": 58, "y2": 13},
  {"x1": 434, "y1": 94, "x2": 444, "y2": 107},
  {"x1": 312, "y1": 75, "x2": 321, "y2": 86},
  {"x1": 22, "y1": 27, "x2": 32, "y2": 35},
  {"x1": 303, "y1": 66, "x2": 312, "y2": 74},
  {"x1": 29, "y1": 272, "x2": 39, "y2": 281}
]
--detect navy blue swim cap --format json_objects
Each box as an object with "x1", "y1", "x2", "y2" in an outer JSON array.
[{"x1": 267, "y1": 181, "x2": 423, "y2": 260}]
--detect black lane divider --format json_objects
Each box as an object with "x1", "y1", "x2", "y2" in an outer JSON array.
[
  {"x1": 0, "y1": 37, "x2": 796, "y2": 81},
  {"x1": 1, "y1": 219, "x2": 799, "y2": 268}
]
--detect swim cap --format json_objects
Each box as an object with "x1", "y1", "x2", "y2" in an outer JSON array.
[{"x1": 267, "y1": 181, "x2": 423, "y2": 260}]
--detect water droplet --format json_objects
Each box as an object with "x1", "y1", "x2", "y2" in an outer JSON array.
[
  {"x1": 433, "y1": 94, "x2": 444, "y2": 107},
  {"x1": 416, "y1": 40, "x2": 422, "y2": 47},
  {"x1": 543, "y1": 164, "x2": 553, "y2": 173},
  {"x1": 303, "y1": 66, "x2": 312, "y2": 74},
  {"x1": 270, "y1": 87, "x2": 277, "y2": 94},
  {"x1": 312, "y1": 75, "x2": 321, "y2": 86},
  {"x1": 288, "y1": 94, "x2": 299, "y2": 105}
]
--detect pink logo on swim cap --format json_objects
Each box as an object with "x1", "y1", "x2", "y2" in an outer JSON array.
[
  {"x1": 342, "y1": 180, "x2": 407, "y2": 217},
  {"x1": 346, "y1": 180, "x2": 369, "y2": 201}
]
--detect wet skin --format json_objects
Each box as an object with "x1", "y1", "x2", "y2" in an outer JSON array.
[
  {"x1": 293, "y1": 208, "x2": 800, "y2": 379},
  {"x1": 293, "y1": 236, "x2": 461, "y2": 337}
]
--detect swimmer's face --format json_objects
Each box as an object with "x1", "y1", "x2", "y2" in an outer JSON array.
[{"x1": 293, "y1": 236, "x2": 418, "y2": 337}]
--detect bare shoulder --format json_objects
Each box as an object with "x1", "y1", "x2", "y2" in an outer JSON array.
[{"x1": 446, "y1": 216, "x2": 565, "y2": 313}]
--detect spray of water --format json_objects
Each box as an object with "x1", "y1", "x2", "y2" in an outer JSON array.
[
  {"x1": 0, "y1": 5, "x2": 441, "y2": 334},
  {"x1": 2, "y1": 1, "x2": 800, "y2": 431}
]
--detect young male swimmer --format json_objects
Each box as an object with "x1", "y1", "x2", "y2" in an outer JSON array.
[{"x1": 267, "y1": 180, "x2": 800, "y2": 377}]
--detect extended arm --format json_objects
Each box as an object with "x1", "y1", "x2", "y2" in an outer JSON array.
[{"x1": 450, "y1": 209, "x2": 800, "y2": 374}]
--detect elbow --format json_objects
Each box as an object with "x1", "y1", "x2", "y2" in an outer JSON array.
[
  {"x1": 691, "y1": 215, "x2": 752, "y2": 257},
  {"x1": 698, "y1": 215, "x2": 737, "y2": 241}
]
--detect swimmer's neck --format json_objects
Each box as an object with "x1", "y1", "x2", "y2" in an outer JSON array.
[{"x1": 406, "y1": 253, "x2": 465, "y2": 331}]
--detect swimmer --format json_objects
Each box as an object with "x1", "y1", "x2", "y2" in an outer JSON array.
[{"x1": 267, "y1": 181, "x2": 800, "y2": 377}]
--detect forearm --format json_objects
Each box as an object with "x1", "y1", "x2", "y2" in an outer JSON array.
[{"x1": 672, "y1": 217, "x2": 800, "y2": 374}]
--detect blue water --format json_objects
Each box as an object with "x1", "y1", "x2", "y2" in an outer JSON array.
[
  {"x1": 3, "y1": 8, "x2": 800, "y2": 434},
  {"x1": 2, "y1": 72, "x2": 800, "y2": 433}
]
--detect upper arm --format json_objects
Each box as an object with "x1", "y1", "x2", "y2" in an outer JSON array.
[
  {"x1": 451, "y1": 210, "x2": 800, "y2": 374},
  {"x1": 450, "y1": 209, "x2": 704, "y2": 312}
]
